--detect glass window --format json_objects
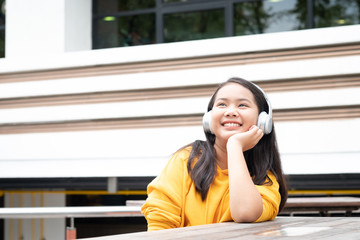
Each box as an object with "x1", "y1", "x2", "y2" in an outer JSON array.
[
  {"x1": 94, "y1": 13, "x2": 156, "y2": 49},
  {"x1": 0, "y1": 0, "x2": 5, "y2": 58},
  {"x1": 234, "y1": 0, "x2": 303, "y2": 36},
  {"x1": 313, "y1": 0, "x2": 360, "y2": 28},
  {"x1": 163, "y1": 0, "x2": 199, "y2": 2},
  {"x1": 95, "y1": 0, "x2": 155, "y2": 14},
  {"x1": 117, "y1": 0, "x2": 155, "y2": 11},
  {"x1": 0, "y1": 30, "x2": 4, "y2": 58},
  {"x1": 164, "y1": 9, "x2": 225, "y2": 43},
  {"x1": 92, "y1": 0, "x2": 360, "y2": 50}
]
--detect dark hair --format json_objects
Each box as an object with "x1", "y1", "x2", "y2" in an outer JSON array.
[{"x1": 185, "y1": 77, "x2": 288, "y2": 211}]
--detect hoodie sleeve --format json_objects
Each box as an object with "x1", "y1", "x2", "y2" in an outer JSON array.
[
  {"x1": 141, "y1": 149, "x2": 189, "y2": 231},
  {"x1": 254, "y1": 172, "x2": 281, "y2": 222}
]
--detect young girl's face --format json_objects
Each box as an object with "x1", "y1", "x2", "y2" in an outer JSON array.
[{"x1": 211, "y1": 82, "x2": 259, "y2": 143}]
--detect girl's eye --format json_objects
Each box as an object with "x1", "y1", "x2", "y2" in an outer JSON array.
[
  {"x1": 239, "y1": 103, "x2": 248, "y2": 107},
  {"x1": 217, "y1": 103, "x2": 226, "y2": 107}
]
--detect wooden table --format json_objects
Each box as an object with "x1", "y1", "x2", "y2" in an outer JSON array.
[
  {"x1": 79, "y1": 216, "x2": 360, "y2": 240},
  {"x1": 281, "y1": 197, "x2": 360, "y2": 216}
]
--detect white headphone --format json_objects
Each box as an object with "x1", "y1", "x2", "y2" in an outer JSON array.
[{"x1": 202, "y1": 82, "x2": 273, "y2": 135}]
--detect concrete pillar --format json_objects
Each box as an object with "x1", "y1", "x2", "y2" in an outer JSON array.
[
  {"x1": 5, "y1": 0, "x2": 91, "y2": 58},
  {"x1": 65, "y1": 0, "x2": 92, "y2": 52}
]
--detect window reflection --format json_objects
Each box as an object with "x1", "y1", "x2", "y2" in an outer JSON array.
[
  {"x1": 234, "y1": 0, "x2": 302, "y2": 36},
  {"x1": 92, "y1": 0, "x2": 360, "y2": 50},
  {"x1": 94, "y1": 14, "x2": 155, "y2": 49},
  {"x1": 0, "y1": 0, "x2": 5, "y2": 58},
  {"x1": 164, "y1": 9, "x2": 225, "y2": 42},
  {"x1": 313, "y1": 0, "x2": 360, "y2": 28},
  {"x1": 163, "y1": 0, "x2": 198, "y2": 2},
  {"x1": 95, "y1": 0, "x2": 155, "y2": 14}
]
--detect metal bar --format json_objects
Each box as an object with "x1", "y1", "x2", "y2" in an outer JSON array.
[{"x1": 0, "y1": 206, "x2": 143, "y2": 219}]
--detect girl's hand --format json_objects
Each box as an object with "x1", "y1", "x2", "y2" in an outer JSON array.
[{"x1": 227, "y1": 125, "x2": 264, "y2": 152}]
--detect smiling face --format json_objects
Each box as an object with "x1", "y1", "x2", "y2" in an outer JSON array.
[{"x1": 211, "y1": 82, "x2": 259, "y2": 145}]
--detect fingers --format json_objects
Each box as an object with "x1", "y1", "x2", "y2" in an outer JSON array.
[
  {"x1": 249, "y1": 125, "x2": 264, "y2": 143},
  {"x1": 227, "y1": 125, "x2": 264, "y2": 152}
]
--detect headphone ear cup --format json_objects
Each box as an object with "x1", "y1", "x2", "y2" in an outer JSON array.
[
  {"x1": 257, "y1": 111, "x2": 273, "y2": 135},
  {"x1": 202, "y1": 110, "x2": 213, "y2": 133}
]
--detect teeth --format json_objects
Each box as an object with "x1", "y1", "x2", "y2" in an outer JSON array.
[{"x1": 224, "y1": 123, "x2": 240, "y2": 127}]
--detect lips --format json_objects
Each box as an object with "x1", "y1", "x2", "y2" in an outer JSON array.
[
  {"x1": 222, "y1": 121, "x2": 242, "y2": 127},
  {"x1": 223, "y1": 123, "x2": 241, "y2": 127}
]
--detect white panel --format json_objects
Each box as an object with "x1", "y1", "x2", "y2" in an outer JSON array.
[
  {"x1": 275, "y1": 118, "x2": 360, "y2": 174},
  {"x1": 0, "y1": 97, "x2": 210, "y2": 124},
  {"x1": 0, "y1": 126, "x2": 205, "y2": 177},
  {"x1": 269, "y1": 87, "x2": 360, "y2": 109},
  {"x1": 1, "y1": 24, "x2": 359, "y2": 73},
  {"x1": 281, "y1": 152, "x2": 360, "y2": 175},
  {"x1": 0, "y1": 119, "x2": 359, "y2": 177},
  {"x1": 64, "y1": 0, "x2": 92, "y2": 52},
  {"x1": 1, "y1": 55, "x2": 360, "y2": 98},
  {"x1": 275, "y1": 118, "x2": 360, "y2": 153},
  {"x1": 5, "y1": 0, "x2": 65, "y2": 58},
  {"x1": 0, "y1": 87, "x2": 359, "y2": 124}
]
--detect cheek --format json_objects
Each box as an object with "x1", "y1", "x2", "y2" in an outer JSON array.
[
  {"x1": 210, "y1": 111, "x2": 221, "y2": 127},
  {"x1": 248, "y1": 111, "x2": 260, "y2": 125}
]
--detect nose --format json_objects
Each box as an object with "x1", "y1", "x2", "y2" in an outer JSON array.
[{"x1": 225, "y1": 107, "x2": 239, "y2": 117}]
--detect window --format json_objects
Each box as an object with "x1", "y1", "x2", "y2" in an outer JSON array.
[
  {"x1": 313, "y1": 0, "x2": 360, "y2": 28},
  {"x1": 0, "y1": 0, "x2": 5, "y2": 58},
  {"x1": 234, "y1": 0, "x2": 302, "y2": 35},
  {"x1": 164, "y1": 8, "x2": 225, "y2": 42},
  {"x1": 92, "y1": 0, "x2": 360, "y2": 50}
]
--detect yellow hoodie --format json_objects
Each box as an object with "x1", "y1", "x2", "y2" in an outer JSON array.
[{"x1": 141, "y1": 147, "x2": 281, "y2": 231}]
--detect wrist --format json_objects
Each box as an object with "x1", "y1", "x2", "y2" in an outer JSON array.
[{"x1": 226, "y1": 137, "x2": 244, "y2": 151}]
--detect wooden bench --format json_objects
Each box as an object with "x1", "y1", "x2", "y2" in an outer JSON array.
[
  {"x1": 0, "y1": 206, "x2": 143, "y2": 219},
  {"x1": 280, "y1": 196, "x2": 360, "y2": 216},
  {"x1": 0, "y1": 206, "x2": 143, "y2": 240},
  {"x1": 126, "y1": 197, "x2": 360, "y2": 216}
]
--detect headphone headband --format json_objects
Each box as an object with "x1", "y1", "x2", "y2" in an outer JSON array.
[{"x1": 251, "y1": 82, "x2": 272, "y2": 119}]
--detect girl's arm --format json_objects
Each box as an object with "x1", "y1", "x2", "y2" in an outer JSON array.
[
  {"x1": 226, "y1": 125, "x2": 264, "y2": 222},
  {"x1": 141, "y1": 150, "x2": 187, "y2": 230}
]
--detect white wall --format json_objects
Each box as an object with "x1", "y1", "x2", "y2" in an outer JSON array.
[
  {"x1": 1, "y1": 26, "x2": 360, "y2": 178},
  {"x1": 65, "y1": 0, "x2": 92, "y2": 52},
  {"x1": 5, "y1": 0, "x2": 91, "y2": 58}
]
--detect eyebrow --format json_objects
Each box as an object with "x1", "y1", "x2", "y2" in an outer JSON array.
[{"x1": 215, "y1": 97, "x2": 253, "y2": 103}]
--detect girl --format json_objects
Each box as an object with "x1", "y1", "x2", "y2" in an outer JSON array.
[{"x1": 141, "y1": 77, "x2": 288, "y2": 230}]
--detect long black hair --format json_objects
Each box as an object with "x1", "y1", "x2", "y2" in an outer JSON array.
[{"x1": 185, "y1": 77, "x2": 288, "y2": 211}]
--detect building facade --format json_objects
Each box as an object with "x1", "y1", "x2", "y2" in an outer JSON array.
[{"x1": 0, "y1": 0, "x2": 360, "y2": 239}]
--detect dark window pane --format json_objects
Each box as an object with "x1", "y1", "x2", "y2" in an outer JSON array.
[
  {"x1": 314, "y1": 0, "x2": 360, "y2": 28},
  {"x1": 0, "y1": 0, "x2": 5, "y2": 58},
  {"x1": 94, "y1": 14, "x2": 156, "y2": 49},
  {"x1": 234, "y1": 0, "x2": 302, "y2": 36},
  {"x1": 0, "y1": 30, "x2": 4, "y2": 58},
  {"x1": 117, "y1": 0, "x2": 155, "y2": 11},
  {"x1": 164, "y1": 9, "x2": 225, "y2": 43},
  {"x1": 0, "y1": 0, "x2": 4, "y2": 26},
  {"x1": 163, "y1": 0, "x2": 199, "y2": 3},
  {"x1": 95, "y1": 0, "x2": 155, "y2": 15}
]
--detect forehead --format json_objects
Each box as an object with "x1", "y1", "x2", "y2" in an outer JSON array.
[{"x1": 215, "y1": 82, "x2": 255, "y2": 101}]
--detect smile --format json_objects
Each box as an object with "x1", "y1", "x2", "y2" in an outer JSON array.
[{"x1": 223, "y1": 123, "x2": 241, "y2": 127}]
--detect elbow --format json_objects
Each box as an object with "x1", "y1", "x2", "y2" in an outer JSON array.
[{"x1": 231, "y1": 206, "x2": 263, "y2": 223}]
